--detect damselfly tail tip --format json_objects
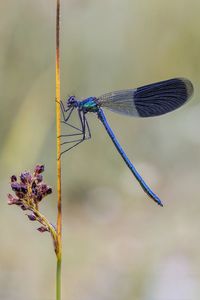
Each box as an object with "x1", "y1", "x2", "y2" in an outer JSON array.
[
  {"x1": 154, "y1": 197, "x2": 163, "y2": 207},
  {"x1": 146, "y1": 190, "x2": 163, "y2": 207},
  {"x1": 178, "y1": 78, "x2": 194, "y2": 100},
  {"x1": 150, "y1": 193, "x2": 163, "y2": 207}
]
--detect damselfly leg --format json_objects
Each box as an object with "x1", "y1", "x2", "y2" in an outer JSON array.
[
  {"x1": 60, "y1": 101, "x2": 82, "y2": 132},
  {"x1": 59, "y1": 101, "x2": 91, "y2": 157}
]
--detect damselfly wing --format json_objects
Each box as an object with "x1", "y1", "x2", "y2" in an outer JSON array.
[{"x1": 97, "y1": 78, "x2": 193, "y2": 117}]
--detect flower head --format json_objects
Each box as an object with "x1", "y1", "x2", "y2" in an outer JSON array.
[{"x1": 8, "y1": 165, "x2": 53, "y2": 233}]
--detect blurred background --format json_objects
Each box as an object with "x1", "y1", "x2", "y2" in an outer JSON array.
[{"x1": 1, "y1": 0, "x2": 200, "y2": 299}]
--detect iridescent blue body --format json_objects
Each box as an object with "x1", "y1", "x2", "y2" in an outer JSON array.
[
  {"x1": 61, "y1": 78, "x2": 194, "y2": 206},
  {"x1": 79, "y1": 97, "x2": 99, "y2": 112}
]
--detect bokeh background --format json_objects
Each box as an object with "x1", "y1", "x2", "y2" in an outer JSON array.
[{"x1": 1, "y1": 0, "x2": 200, "y2": 299}]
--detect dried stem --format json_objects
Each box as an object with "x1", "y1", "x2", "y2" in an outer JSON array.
[{"x1": 55, "y1": 0, "x2": 62, "y2": 299}]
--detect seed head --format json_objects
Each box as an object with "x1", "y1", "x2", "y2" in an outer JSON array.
[{"x1": 8, "y1": 165, "x2": 53, "y2": 234}]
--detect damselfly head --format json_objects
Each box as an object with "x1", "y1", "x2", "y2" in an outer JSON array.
[{"x1": 67, "y1": 96, "x2": 78, "y2": 108}]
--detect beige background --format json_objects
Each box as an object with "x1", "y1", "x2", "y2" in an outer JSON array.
[{"x1": 0, "y1": 0, "x2": 200, "y2": 299}]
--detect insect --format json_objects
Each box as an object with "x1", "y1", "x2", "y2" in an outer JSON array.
[{"x1": 60, "y1": 78, "x2": 193, "y2": 206}]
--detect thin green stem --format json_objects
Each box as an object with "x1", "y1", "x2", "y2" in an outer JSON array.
[{"x1": 56, "y1": 257, "x2": 62, "y2": 300}]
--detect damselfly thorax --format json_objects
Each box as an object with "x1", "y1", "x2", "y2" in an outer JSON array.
[{"x1": 67, "y1": 96, "x2": 100, "y2": 113}]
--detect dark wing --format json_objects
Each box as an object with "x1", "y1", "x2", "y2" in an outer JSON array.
[{"x1": 97, "y1": 78, "x2": 193, "y2": 117}]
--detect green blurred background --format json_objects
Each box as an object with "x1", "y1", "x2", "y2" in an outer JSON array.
[{"x1": 1, "y1": 0, "x2": 200, "y2": 299}]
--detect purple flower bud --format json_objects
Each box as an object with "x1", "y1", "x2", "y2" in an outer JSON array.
[
  {"x1": 11, "y1": 175, "x2": 17, "y2": 182},
  {"x1": 7, "y1": 194, "x2": 20, "y2": 205},
  {"x1": 37, "y1": 226, "x2": 49, "y2": 233},
  {"x1": 33, "y1": 194, "x2": 42, "y2": 203},
  {"x1": 11, "y1": 182, "x2": 21, "y2": 192},
  {"x1": 34, "y1": 165, "x2": 44, "y2": 175},
  {"x1": 36, "y1": 194, "x2": 43, "y2": 202},
  {"x1": 40, "y1": 184, "x2": 48, "y2": 193},
  {"x1": 36, "y1": 174, "x2": 43, "y2": 183},
  {"x1": 20, "y1": 205, "x2": 27, "y2": 211},
  {"x1": 7, "y1": 193, "x2": 14, "y2": 204},
  {"x1": 15, "y1": 191, "x2": 25, "y2": 199},
  {"x1": 46, "y1": 187, "x2": 52, "y2": 195},
  {"x1": 27, "y1": 214, "x2": 36, "y2": 221},
  {"x1": 21, "y1": 185, "x2": 28, "y2": 194},
  {"x1": 20, "y1": 172, "x2": 32, "y2": 184},
  {"x1": 11, "y1": 182, "x2": 27, "y2": 196}
]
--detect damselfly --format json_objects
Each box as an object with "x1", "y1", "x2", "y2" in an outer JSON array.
[{"x1": 60, "y1": 78, "x2": 193, "y2": 206}]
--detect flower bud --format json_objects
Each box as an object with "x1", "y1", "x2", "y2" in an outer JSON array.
[
  {"x1": 11, "y1": 182, "x2": 21, "y2": 192},
  {"x1": 21, "y1": 185, "x2": 28, "y2": 194},
  {"x1": 11, "y1": 175, "x2": 17, "y2": 182},
  {"x1": 20, "y1": 172, "x2": 32, "y2": 184},
  {"x1": 7, "y1": 194, "x2": 20, "y2": 205},
  {"x1": 11, "y1": 182, "x2": 27, "y2": 196},
  {"x1": 15, "y1": 192, "x2": 25, "y2": 199},
  {"x1": 46, "y1": 187, "x2": 52, "y2": 195},
  {"x1": 34, "y1": 165, "x2": 44, "y2": 175},
  {"x1": 27, "y1": 214, "x2": 36, "y2": 221},
  {"x1": 40, "y1": 184, "x2": 48, "y2": 195},
  {"x1": 36, "y1": 174, "x2": 43, "y2": 183},
  {"x1": 20, "y1": 205, "x2": 27, "y2": 211},
  {"x1": 36, "y1": 194, "x2": 43, "y2": 202},
  {"x1": 37, "y1": 226, "x2": 49, "y2": 233}
]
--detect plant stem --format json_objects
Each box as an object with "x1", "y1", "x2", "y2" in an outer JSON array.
[
  {"x1": 31, "y1": 207, "x2": 57, "y2": 242},
  {"x1": 56, "y1": 0, "x2": 62, "y2": 299},
  {"x1": 56, "y1": 257, "x2": 62, "y2": 300}
]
